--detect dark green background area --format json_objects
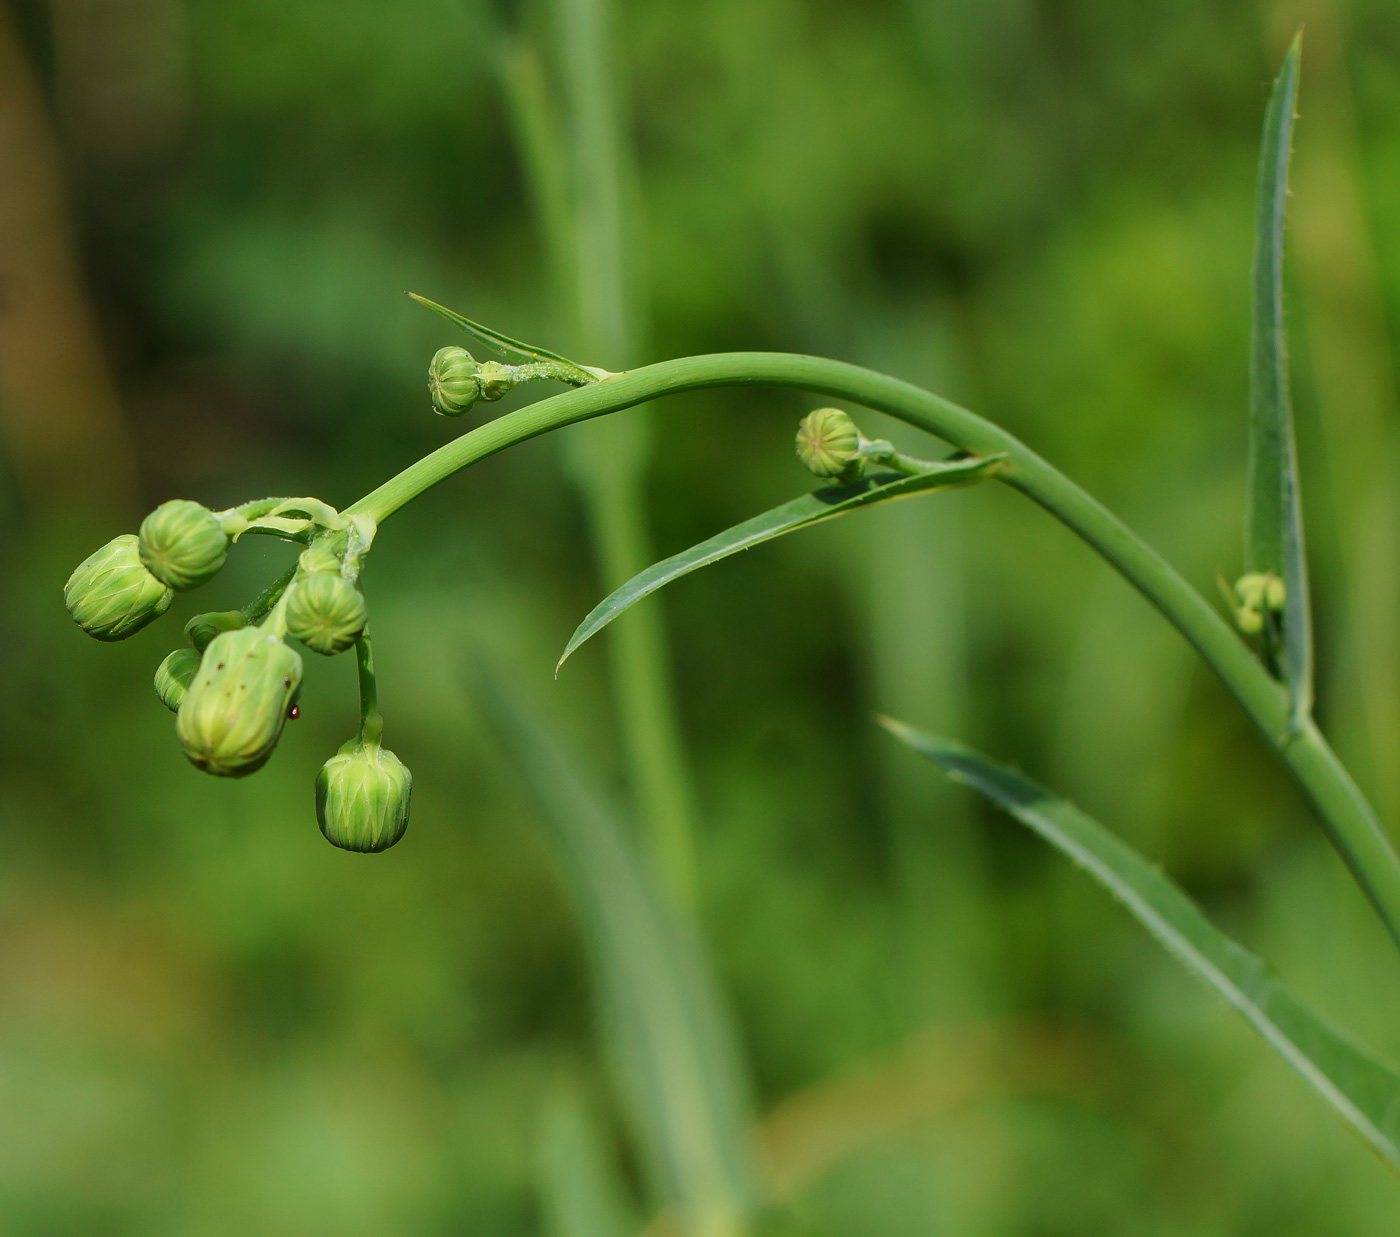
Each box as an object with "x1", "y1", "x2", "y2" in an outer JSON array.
[{"x1": 3, "y1": 0, "x2": 1400, "y2": 1231}]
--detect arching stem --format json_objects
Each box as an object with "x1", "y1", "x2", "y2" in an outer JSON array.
[{"x1": 345, "y1": 351, "x2": 1400, "y2": 952}]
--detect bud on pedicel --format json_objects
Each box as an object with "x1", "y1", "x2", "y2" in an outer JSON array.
[
  {"x1": 285, "y1": 574, "x2": 367, "y2": 655},
  {"x1": 316, "y1": 742, "x2": 413, "y2": 853},
  {"x1": 64, "y1": 534, "x2": 174, "y2": 641},
  {"x1": 154, "y1": 647, "x2": 202, "y2": 712},
  {"x1": 429, "y1": 345, "x2": 480, "y2": 416},
  {"x1": 796, "y1": 408, "x2": 864, "y2": 482},
  {"x1": 185, "y1": 610, "x2": 245, "y2": 653},
  {"x1": 139, "y1": 500, "x2": 230, "y2": 590},
  {"x1": 177, "y1": 627, "x2": 303, "y2": 777}
]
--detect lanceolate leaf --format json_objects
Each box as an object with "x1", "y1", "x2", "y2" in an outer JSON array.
[
  {"x1": 879, "y1": 717, "x2": 1400, "y2": 1173},
  {"x1": 558, "y1": 455, "x2": 1005, "y2": 672},
  {"x1": 1246, "y1": 35, "x2": 1312, "y2": 730},
  {"x1": 408, "y1": 292, "x2": 595, "y2": 379},
  {"x1": 480, "y1": 665, "x2": 757, "y2": 1232}
]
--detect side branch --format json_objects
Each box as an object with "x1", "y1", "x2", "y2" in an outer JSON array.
[{"x1": 345, "y1": 351, "x2": 1400, "y2": 949}]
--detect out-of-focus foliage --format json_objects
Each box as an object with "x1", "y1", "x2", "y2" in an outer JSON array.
[{"x1": 4, "y1": 0, "x2": 1400, "y2": 1233}]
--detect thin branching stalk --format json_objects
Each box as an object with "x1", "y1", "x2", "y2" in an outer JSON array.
[{"x1": 346, "y1": 352, "x2": 1400, "y2": 950}]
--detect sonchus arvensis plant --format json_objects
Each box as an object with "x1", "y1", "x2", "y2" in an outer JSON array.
[{"x1": 62, "y1": 37, "x2": 1400, "y2": 1189}]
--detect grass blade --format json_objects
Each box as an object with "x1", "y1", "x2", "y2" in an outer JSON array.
[
  {"x1": 537, "y1": 1086, "x2": 637, "y2": 1237},
  {"x1": 407, "y1": 291, "x2": 595, "y2": 379},
  {"x1": 558, "y1": 455, "x2": 1005, "y2": 672},
  {"x1": 879, "y1": 717, "x2": 1400, "y2": 1172},
  {"x1": 480, "y1": 664, "x2": 756, "y2": 1233},
  {"x1": 1247, "y1": 34, "x2": 1312, "y2": 730}
]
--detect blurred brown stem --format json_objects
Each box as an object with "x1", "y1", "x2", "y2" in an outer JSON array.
[{"x1": 0, "y1": 0, "x2": 136, "y2": 522}]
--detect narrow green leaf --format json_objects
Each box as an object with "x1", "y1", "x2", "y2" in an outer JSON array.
[
  {"x1": 558, "y1": 455, "x2": 1005, "y2": 673},
  {"x1": 480, "y1": 664, "x2": 756, "y2": 1233},
  {"x1": 407, "y1": 291, "x2": 595, "y2": 378},
  {"x1": 1246, "y1": 34, "x2": 1312, "y2": 730},
  {"x1": 879, "y1": 716, "x2": 1400, "y2": 1173}
]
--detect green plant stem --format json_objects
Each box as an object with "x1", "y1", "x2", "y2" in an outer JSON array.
[
  {"x1": 345, "y1": 352, "x2": 1400, "y2": 949},
  {"x1": 355, "y1": 630, "x2": 383, "y2": 747}
]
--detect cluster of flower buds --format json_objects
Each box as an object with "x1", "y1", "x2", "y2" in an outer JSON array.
[
  {"x1": 1232, "y1": 571, "x2": 1286, "y2": 636},
  {"x1": 429, "y1": 346, "x2": 522, "y2": 416},
  {"x1": 63, "y1": 497, "x2": 412, "y2": 853}
]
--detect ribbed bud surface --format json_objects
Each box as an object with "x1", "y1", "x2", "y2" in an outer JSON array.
[
  {"x1": 285, "y1": 574, "x2": 367, "y2": 655},
  {"x1": 429, "y1": 346, "x2": 480, "y2": 416},
  {"x1": 139, "y1": 500, "x2": 229, "y2": 590},
  {"x1": 796, "y1": 407, "x2": 864, "y2": 481},
  {"x1": 64, "y1": 534, "x2": 174, "y2": 641},
  {"x1": 177, "y1": 628, "x2": 303, "y2": 777},
  {"x1": 316, "y1": 744, "x2": 412, "y2": 853}
]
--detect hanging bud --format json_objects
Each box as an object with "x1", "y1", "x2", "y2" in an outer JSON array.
[
  {"x1": 796, "y1": 408, "x2": 865, "y2": 482},
  {"x1": 429, "y1": 345, "x2": 481, "y2": 416},
  {"x1": 315, "y1": 742, "x2": 413, "y2": 853},
  {"x1": 64, "y1": 534, "x2": 174, "y2": 641},
  {"x1": 177, "y1": 627, "x2": 303, "y2": 777},
  {"x1": 139, "y1": 500, "x2": 230, "y2": 590},
  {"x1": 285, "y1": 574, "x2": 367, "y2": 655},
  {"x1": 154, "y1": 647, "x2": 202, "y2": 712},
  {"x1": 184, "y1": 610, "x2": 246, "y2": 654}
]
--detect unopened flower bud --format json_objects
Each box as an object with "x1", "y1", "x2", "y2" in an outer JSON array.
[
  {"x1": 316, "y1": 742, "x2": 413, "y2": 853},
  {"x1": 139, "y1": 500, "x2": 229, "y2": 590},
  {"x1": 297, "y1": 544, "x2": 342, "y2": 575},
  {"x1": 177, "y1": 627, "x2": 303, "y2": 777},
  {"x1": 64, "y1": 534, "x2": 174, "y2": 641},
  {"x1": 285, "y1": 574, "x2": 367, "y2": 655},
  {"x1": 1236, "y1": 605, "x2": 1264, "y2": 635},
  {"x1": 796, "y1": 408, "x2": 865, "y2": 482},
  {"x1": 1263, "y1": 575, "x2": 1286, "y2": 611},
  {"x1": 429, "y1": 345, "x2": 480, "y2": 416},
  {"x1": 474, "y1": 361, "x2": 517, "y2": 403},
  {"x1": 154, "y1": 647, "x2": 202, "y2": 712},
  {"x1": 184, "y1": 610, "x2": 245, "y2": 654}
]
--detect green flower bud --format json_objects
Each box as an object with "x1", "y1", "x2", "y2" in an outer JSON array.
[
  {"x1": 429, "y1": 345, "x2": 480, "y2": 416},
  {"x1": 1236, "y1": 605, "x2": 1264, "y2": 635},
  {"x1": 474, "y1": 361, "x2": 517, "y2": 403},
  {"x1": 184, "y1": 610, "x2": 246, "y2": 654},
  {"x1": 154, "y1": 647, "x2": 202, "y2": 712},
  {"x1": 1264, "y1": 574, "x2": 1286, "y2": 611},
  {"x1": 285, "y1": 574, "x2": 367, "y2": 655},
  {"x1": 297, "y1": 543, "x2": 342, "y2": 575},
  {"x1": 139, "y1": 500, "x2": 230, "y2": 590},
  {"x1": 796, "y1": 407, "x2": 865, "y2": 482},
  {"x1": 64, "y1": 534, "x2": 174, "y2": 641},
  {"x1": 316, "y1": 742, "x2": 413, "y2": 853},
  {"x1": 177, "y1": 627, "x2": 303, "y2": 777}
]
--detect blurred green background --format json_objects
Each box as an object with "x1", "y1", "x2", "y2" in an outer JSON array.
[{"x1": 5, "y1": 0, "x2": 1400, "y2": 1231}]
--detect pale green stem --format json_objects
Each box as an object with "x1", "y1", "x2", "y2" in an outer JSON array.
[
  {"x1": 345, "y1": 352, "x2": 1400, "y2": 951},
  {"x1": 542, "y1": 0, "x2": 702, "y2": 913},
  {"x1": 355, "y1": 630, "x2": 384, "y2": 748}
]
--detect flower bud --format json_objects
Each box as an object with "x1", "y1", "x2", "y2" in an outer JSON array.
[
  {"x1": 64, "y1": 534, "x2": 174, "y2": 641},
  {"x1": 429, "y1": 345, "x2": 480, "y2": 416},
  {"x1": 796, "y1": 408, "x2": 864, "y2": 482},
  {"x1": 177, "y1": 627, "x2": 303, "y2": 777},
  {"x1": 316, "y1": 743, "x2": 413, "y2": 853},
  {"x1": 285, "y1": 574, "x2": 367, "y2": 655},
  {"x1": 139, "y1": 500, "x2": 230, "y2": 590},
  {"x1": 154, "y1": 647, "x2": 202, "y2": 712},
  {"x1": 184, "y1": 610, "x2": 246, "y2": 654},
  {"x1": 474, "y1": 361, "x2": 517, "y2": 402}
]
